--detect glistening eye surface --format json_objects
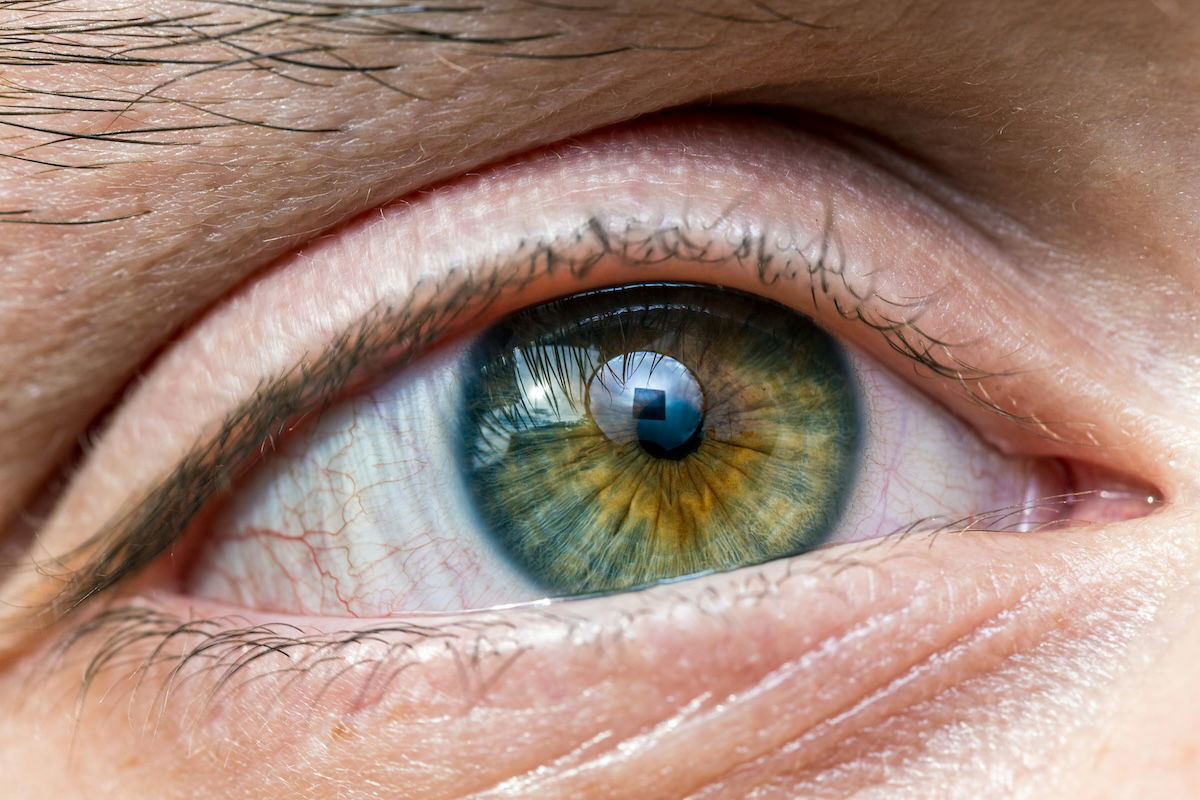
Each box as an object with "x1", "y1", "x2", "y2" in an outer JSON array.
[
  {"x1": 187, "y1": 275, "x2": 1067, "y2": 616},
  {"x1": 461, "y1": 284, "x2": 859, "y2": 595}
]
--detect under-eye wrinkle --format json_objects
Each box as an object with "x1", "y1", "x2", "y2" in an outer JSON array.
[{"x1": 459, "y1": 284, "x2": 861, "y2": 595}]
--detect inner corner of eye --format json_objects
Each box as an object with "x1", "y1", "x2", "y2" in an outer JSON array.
[{"x1": 178, "y1": 282, "x2": 1118, "y2": 620}]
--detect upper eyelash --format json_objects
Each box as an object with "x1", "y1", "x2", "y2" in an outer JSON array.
[{"x1": 25, "y1": 211, "x2": 1009, "y2": 634}]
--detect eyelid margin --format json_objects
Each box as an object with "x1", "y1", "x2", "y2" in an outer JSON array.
[
  {"x1": 32, "y1": 508, "x2": 1197, "y2": 798},
  {"x1": 0, "y1": 111, "x2": 1147, "y2": 652}
]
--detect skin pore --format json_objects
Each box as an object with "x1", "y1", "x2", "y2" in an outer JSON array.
[{"x1": 2, "y1": 0, "x2": 1199, "y2": 797}]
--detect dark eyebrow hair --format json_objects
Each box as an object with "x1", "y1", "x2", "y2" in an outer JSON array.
[
  {"x1": 19, "y1": 206, "x2": 1011, "y2": 633},
  {"x1": 0, "y1": 0, "x2": 830, "y2": 222}
]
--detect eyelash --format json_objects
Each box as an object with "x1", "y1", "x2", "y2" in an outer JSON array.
[
  {"x1": 53, "y1": 520, "x2": 984, "y2": 722},
  {"x1": 37, "y1": 211, "x2": 1008, "y2": 630}
]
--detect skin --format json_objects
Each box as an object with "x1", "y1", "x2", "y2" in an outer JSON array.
[{"x1": 1, "y1": 0, "x2": 1199, "y2": 797}]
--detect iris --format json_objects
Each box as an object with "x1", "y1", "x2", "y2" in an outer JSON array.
[{"x1": 460, "y1": 284, "x2": 861, "y2": 596}]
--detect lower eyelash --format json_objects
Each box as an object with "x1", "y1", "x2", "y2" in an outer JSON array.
[
  {"x1": 36, "y1": 488, "x2": 1148, "y2": 731},
  {"x1": 53, "y1": 605, "x2": 464, "y2": 728}
]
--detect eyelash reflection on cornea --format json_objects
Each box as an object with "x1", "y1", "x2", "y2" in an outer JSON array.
[{"x1": 26, "y1": 210, "x2": 1010, "y2": 633}]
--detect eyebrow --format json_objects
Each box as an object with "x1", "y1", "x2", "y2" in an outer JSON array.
[
  {"x1": 1, "y1": 3, "x2": 570, "y2": 170},
  {"x1": 0, "y1": 0, "x2": 825, "y2": 181}
]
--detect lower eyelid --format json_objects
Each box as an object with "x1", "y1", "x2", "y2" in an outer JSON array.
[{"x1": 34, "y1": 511, "x2": 1187, "y2": 797}]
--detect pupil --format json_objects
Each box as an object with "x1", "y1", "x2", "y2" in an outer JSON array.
[{"x1": 589, "y1": 352, "x2": 705, "y2": 460}]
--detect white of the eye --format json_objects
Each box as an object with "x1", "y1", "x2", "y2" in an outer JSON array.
[
  {"x1": 189, "y1": 336, "x2": 1048, "y2": 616},
  {"x1": 189, "y1": 343, "x2": 541, "y2": 616}
]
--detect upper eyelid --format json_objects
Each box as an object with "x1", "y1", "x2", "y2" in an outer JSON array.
[
  {"x1": 17, "y1": 215, "x2": 995, "y2": 633},
  {"x1": 0, "y1": 114, "x2": 1080, "y2": 645}
]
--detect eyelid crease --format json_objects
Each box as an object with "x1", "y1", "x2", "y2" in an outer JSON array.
[
  {"x1": 2, "y1": 209, "x2": 1011, "y2": 642},
  {"x1": 7, "y1": 110, "x2": 1131, "y2": 652}
]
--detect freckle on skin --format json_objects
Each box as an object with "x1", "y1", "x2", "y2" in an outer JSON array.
[{"x1": 330, "y1": 721, "x2": 356, "y2": 743}]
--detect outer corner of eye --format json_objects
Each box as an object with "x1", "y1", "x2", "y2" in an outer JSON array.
[{"x1": 164, "y1": 280, "x2": 1141, "y2": 624}]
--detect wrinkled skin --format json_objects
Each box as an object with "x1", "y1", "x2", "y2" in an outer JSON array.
[{"x1": 1, "y1": 1, "x2": 1199, "y2": 798}]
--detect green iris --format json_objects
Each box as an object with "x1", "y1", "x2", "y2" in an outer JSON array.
[{"x1": 459, "y1": 284, "x2": 860, "y2": 596}]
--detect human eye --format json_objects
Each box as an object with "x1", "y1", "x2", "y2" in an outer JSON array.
[
  {"x1": 11, "y1": 112, "x2": 1152, "y2": 623},
  {"x1": 1, "y1": 108, "x2": 1171, "y2": 796},
  {"x1": 4, "y1": 103, "x2": 1166, "y2": 743},
  {"x1": 183, "y1": 271, "x2": 1100, "y2": 616},
  {"x1": 6, "y1": 0, "x2": 1200, "y2": 790}
]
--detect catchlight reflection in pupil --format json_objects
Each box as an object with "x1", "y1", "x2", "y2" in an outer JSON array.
[
  {"x1": 459, "y1": 284, "x2": 861, "y2": 595},
  {"x1": 590, "y1": 352, "x2": 705, "y2": 460}
]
